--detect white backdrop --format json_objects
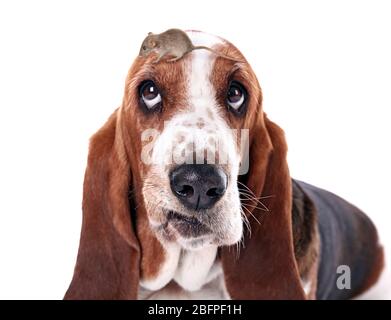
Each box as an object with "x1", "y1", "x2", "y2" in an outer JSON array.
[{"x1": 0, "y1": 0, "x2": 390, "y2": 299}]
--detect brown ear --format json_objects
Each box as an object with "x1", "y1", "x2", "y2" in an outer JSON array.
[
  {"x1": 64, "y1": 110, "x2": 140, "y2": 299},
  {"x1": 221, "y1": 114, "x2": 306, "y2": 299}
]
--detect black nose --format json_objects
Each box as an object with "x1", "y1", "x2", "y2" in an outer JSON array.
[{"x1": 169, "y1": 164, "x2": 227, "y2": 210}]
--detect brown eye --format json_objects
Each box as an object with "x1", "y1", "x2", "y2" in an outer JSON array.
[
  {"x1": 139, "y1": 80, "x2": 162, "y2": 111},
  {"x1": 227, "y1": 81, "x2": 247, "y2": 113},
  {"x1": 142, "y1": 45, "x2": 147, "y2": 50}
]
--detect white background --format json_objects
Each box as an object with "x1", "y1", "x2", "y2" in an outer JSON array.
[{"x1": 0, "y1": 0, "x2": 390, "y2": 299}]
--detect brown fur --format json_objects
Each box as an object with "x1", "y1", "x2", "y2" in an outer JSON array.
[
  {"x1": 64, "y1": 112, "x2": 140, "y2": 299},
  {"x1": 64, "y1": 36, "x2": 382, "y2": 300},
  {"x1": 221, "y1": 117, "x2": 306, "y2": 299}
]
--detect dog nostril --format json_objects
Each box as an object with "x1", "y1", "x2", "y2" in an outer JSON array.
[
  {"x1": 206, "y1": 188, "x2": 223, "y2": 198},
  {"x1": 176, "y1": 185, "x2": 194, "y2": 197}
]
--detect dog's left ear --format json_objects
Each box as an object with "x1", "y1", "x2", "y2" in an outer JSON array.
[{"x1": 221, "y1": 113, "x2": 306, "y2": 299}]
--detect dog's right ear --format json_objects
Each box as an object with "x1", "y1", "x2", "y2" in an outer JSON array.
[{"x1": 64, "y1": 110, "x2": 140, "y2": 299}]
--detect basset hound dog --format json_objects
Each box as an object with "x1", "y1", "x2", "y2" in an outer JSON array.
[{"x1": 64, "y1": 31, "x2": 384, "y2": 300}]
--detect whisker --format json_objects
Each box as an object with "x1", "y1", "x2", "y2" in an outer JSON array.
[
  {"x1": 240, "y1": 208, "x2": 251, "y2": 238},
  {"x1": 242, "y1": 205, "x2": 269, "y2": 213},
  {"x1": 237, "y1": 184, "x2": 271, "y2": 212},
  {"x1": 239, "y1": 193, "x2": 267, "y2": 203},
  {"x1": 237, "y1": 181, "x2": 275, "y2": 199},
  {"x1": 238, "y1": 189, "x2": 275, "y2": 200},
  {"x1": 237, "y1": 181, "x2": 255, "y2": 194},
  {"x1": 241, "y1": 200, "x2": 269, "y2": 212},
  {"x1": 239, "y1": 193, "x2": 269, "y2": 211},
  {"x1": 241, "y1": 205, "x2": 261, "y2": 225}
]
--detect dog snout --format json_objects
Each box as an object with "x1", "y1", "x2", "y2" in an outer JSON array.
[{"x1": 169, "y1": 164, "x2": 227, "y2": 210}]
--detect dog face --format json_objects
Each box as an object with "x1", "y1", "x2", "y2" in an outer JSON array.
[{"x1": 125, "y1": 31, "x2": 262, "y2": 251}]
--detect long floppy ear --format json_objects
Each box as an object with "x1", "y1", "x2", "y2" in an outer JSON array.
[
  {"x1": 64, "y1": 110, "x2": 140, "y2": 299},
  {"x1": 221, "y1": 114, "x2": 306, "y2": 299}
]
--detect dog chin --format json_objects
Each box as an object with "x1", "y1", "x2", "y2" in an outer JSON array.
[
  {"x1": 178, "y1": 231, "x2": 243, "y2": 250},
  {"x1": 148, "y1": 206, "x2": 243, "y2": 250},
  {"x1": 176, "y1": 235, "x2": 215, "y2": 251},
  {"x1": 169, "y1": 233, "x2": 241, "y2": 251}
]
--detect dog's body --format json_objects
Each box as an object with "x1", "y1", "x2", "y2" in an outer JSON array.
[
  {"x1": 65, "y1": 31, "x2": 383, "y2": 300},
  {"x1": 293, "y1": 180, "x2": 383, "y2": 299}
]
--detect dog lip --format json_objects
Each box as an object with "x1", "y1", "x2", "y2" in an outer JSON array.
[
  {"x1": 167, "y1": 210, "x2": 212, "y2": 237},
  {"x1": 168, "y1": 211, "x2": 202, "y2": 226}
]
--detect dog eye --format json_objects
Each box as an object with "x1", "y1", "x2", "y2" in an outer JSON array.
[
  {"x1": 227, "y1": 81, "x2": 246, "y2": 113},
  {"x1": 139, "y1": 80, "x2": 162, "y2": 111}
]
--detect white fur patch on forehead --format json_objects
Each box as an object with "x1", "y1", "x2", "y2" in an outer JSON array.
[
  {"x1": 184, "y1": 32, "x2": 221, "y2": 105},
  {"x1": 185, "y1": 30, "x2": 224, "y2": 47},
  {"x1": 187, "y1": 48, "x2": 214, "y2": 102}
]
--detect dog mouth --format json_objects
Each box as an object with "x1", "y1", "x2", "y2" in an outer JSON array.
[
  {"x1": 165, "y1": 210, "x2": 212, "y2": 238},
  {"x1": 150, "y1": 207, "x2": 242, "y2": 249},
  {"x1": 168, "y1": 211, "x2": 202, "y2": 226}
]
